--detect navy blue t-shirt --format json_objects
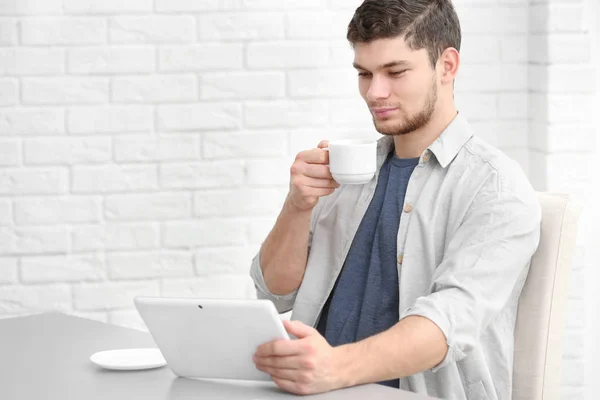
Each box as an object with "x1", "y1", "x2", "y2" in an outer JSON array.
[{"x1": 316, "y1": 152, "x2": 419, "y2": 388}]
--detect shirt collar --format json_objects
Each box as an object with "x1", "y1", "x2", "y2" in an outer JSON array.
[{"x1": 375, "y1": 113, "x2": 474, "y2": 169}]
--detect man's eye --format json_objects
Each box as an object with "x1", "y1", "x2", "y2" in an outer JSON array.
[
  {"x1": 390, "y1": 70, "x2": 407, "y2": 76},
  {"x1": 358, "y1": 72, "x2": 371, "y2": 77}
]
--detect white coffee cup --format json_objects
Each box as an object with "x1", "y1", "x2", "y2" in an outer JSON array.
[{"x1": 327, "y1": 139, "x2": 377, "y2": 185}]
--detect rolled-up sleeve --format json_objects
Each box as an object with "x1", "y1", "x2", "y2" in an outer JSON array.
[
  {"x1": 250, "y1": 199, "x2": 324, "y2": 314},
  {"x1": 401, "y1": 174, "x2": 542, "y2": 371},
  {"x1": 250, "y1": 249, "x2": 299, "y2": 314}
]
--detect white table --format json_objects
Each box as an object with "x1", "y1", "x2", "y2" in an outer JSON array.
[{"x1": 0, "y1": 312, "x2": 437, "y2": 400}]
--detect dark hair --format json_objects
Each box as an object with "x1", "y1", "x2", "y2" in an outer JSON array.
[{"x1": 347, "y1": 0, "x2": 462, "y2": 68}]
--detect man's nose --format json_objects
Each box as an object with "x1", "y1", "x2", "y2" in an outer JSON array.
[{"x1": 366, "y1": 76, "x2": 391, "y2": 102}]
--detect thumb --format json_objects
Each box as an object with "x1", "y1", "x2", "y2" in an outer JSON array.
[
  {"x1": 283, "y1": 320, "x2": 318, "y2": 339},
  {"x1": 317, "y1": 140, "x2": 329, "y2": 149}
]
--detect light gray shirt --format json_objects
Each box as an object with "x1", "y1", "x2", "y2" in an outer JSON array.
[{"x1": 250, "y1": 114, "x2": 542, "y2": 400}]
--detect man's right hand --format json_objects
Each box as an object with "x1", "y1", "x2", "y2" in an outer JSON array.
[{"x1": 287, "y1": 140, "x2": 340, "y2": 212}]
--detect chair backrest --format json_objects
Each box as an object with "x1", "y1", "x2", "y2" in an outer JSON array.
[{"x1": 513, "y1": 193, "x2": 581, "y2": 400}]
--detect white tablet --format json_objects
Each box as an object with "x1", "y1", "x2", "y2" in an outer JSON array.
[{"x1": 134, "y1": 296, "x2": 290, "y2": 382}]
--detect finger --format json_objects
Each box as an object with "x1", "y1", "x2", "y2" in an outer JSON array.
[
  {"x1": 255, "y1": 339, "x2": 304, "y2": 358},
  {"x1": 301, "y1": 177, "x2": 340, "y2": 189},
  {"x1": 317, "y1": 140, "x2": 329, "y2": 149},
  {"x1": 254, "y1": 355, "x2": 304, "y2": 370},
  {"x1": 265, "y1": 367, "x2": 308, "y2": 383},
  {"x1": 283, "y1": 320, "x2": 319, "y2": 339},
  {"x1": 294, "y1": 163, "x2": 332, "y2": 180},
  {"x1": 297, "y1": 148, "x2": 329, "y2": 165},
  {"x1": 300, "y1": 188, "x2": 336, "y2": 198}
]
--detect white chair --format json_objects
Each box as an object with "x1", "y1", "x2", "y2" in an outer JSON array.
[{"x1": 513, "y1": 193, "x2": 581, "y2": 400}]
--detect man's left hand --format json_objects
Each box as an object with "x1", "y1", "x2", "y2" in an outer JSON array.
[{"x1": 253, "y1": 320, "x2": 347, "y2": 395}]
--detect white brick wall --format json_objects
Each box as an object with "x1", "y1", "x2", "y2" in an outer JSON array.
[
  {"x1": 21, "y1": 254, "x2": 106, "y2": 283},
  {"x1": 107, "y1": 251, "x2": 194, "y2": 280},
  {"x1": 0, "y1": 0, "x2": 62, "y2": 16},
  {"x1": 247, "y1": 42, "x2": 329, "y2": 68},
  {"x1": 0, "y1": 19, "x2": 18, "y2": 45},
  {"x1": 159, "y1": 160, "x2": 245, "y2": 189},
  {"x1": 0, "y1": 48, "x2": 65, "y2": 75},
  {"x1": 109, "y1": 16, "x2": 196, "y2": 44},
  {"x1": 159, "y1": 44, "x2": 244, "y2": 71},
  {"x1": 68, "y1": 47, "x2": 155, "y2": 75},
  {"x1": 0, "y1": 79, "x2": 18, "y2": 106},
  {"x1": 0, "y1": 139, "x2": 20, "y2": 165},
  {"x1": 72, "y1": 164, "x2": 158, "y2": 192},
  {"x1": 585, "y1": 4, "x2": 600, "y2": 399},
  {"x1": 157, "y1": 103, "x2": 242, "y2": 131},
  {"x1": 0, "y1": 257, "x2": 18, "y2": 284},
  {"x1": 0, "y1": 168, "x2": 68, "y2": 194},
  {"x1": 24, "y1": 137, "x2": 111, "y2": 164},
  {"x1": 162, "y1": 219, "x2": 247, "y2": 247},
  {"x1": 21, "y1": 18, "x2": 106, "y2": 45},
  {"x1": 114, "y1": 134, "x2": 199, "y2": 162},
  {"x1": 528, "y1": 0, "x2": 598, "y2": 399},
  {"x1": 71, "y1": 223, "x2": 159, "y2": 252},
  {"x1": 23, "y1": 77, "x2": 109, "y2": 105},
  {"x1": 0, "y1": 226, "x2": 69, "y2": 254},
  {"x1": 104, "y1": 193, "x2": 191, "y2": 221},
  {"x1": 202, "y1": 72, "x2": 285, "y2": 99},
  {"x1": 112, "y1": 75, "x2": 197, "y2": 103},
  {"x1": 63, "y1": 0, "x2": 153, "y2": 14},
  {"x1": 198, "y1": 12, "x2": 285, "y2": 41},
  {"x1": 14, "y1": 197, "x2": 101, "y2": 225},
  {"x1": 202, "y1": 130, "x2": 287, "y2": 158},
  {"x1": 0, "y1": 108, "x2": 65, "y2": 135},
  {"x1": 68, "y1": 106, "x2": 153, "y2": 134},
  {"x1": 0, "y1": 1, "x2": 596, "y2": 398}
]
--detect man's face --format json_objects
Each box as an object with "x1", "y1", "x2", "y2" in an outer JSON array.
[{"x1": 353, "y1": 36, "x2": 439, "y2": 136}]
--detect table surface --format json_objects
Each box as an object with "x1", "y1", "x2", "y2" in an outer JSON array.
[{"x1": 0, "y1": 312, "x2": 436, "y2": 400}]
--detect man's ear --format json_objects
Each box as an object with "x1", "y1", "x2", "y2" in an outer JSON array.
[{"x1": 438, "y1": 47, "x2": 460, "y2": 85}]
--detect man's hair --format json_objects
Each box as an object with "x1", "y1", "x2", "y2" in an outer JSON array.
[{"x1": 347, "y1": 0, "x2": 462, "y2": 68}]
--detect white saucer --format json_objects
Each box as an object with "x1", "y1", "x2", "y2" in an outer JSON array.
[{"x1": 90, "y1": 348, "x2": 167, "y2": 371}]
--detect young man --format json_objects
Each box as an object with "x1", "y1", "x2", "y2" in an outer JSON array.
[{"x1": 250, "y1": 0, "x2": 541, "y2": 398}]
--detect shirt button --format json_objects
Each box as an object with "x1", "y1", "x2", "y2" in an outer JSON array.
[
  {"x1": 397, "y1": 254, "x2": 404, "y2": 264},
  {"x1": 423, "y1": 153, "x2": 431, "y2": 163},
  {"x1": 403, "y1": 203, "x2": 413, "y2": 213}
]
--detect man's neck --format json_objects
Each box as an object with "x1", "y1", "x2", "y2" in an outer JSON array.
[{"x1": 393, "y1": 104, "x2": 458, "y2": 159}]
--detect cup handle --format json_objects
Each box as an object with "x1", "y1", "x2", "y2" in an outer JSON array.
[{"x1": 322, "y1": 147, "x2": 330, "y2": 167}]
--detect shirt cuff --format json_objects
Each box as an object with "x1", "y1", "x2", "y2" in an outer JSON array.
[{"x1": 401, "y1": 296, "x2": 467, "y2": 372}]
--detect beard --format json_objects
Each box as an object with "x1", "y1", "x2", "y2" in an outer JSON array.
[{"x1": 372, "y1": 78, "x2": 438, "y2": 136}]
